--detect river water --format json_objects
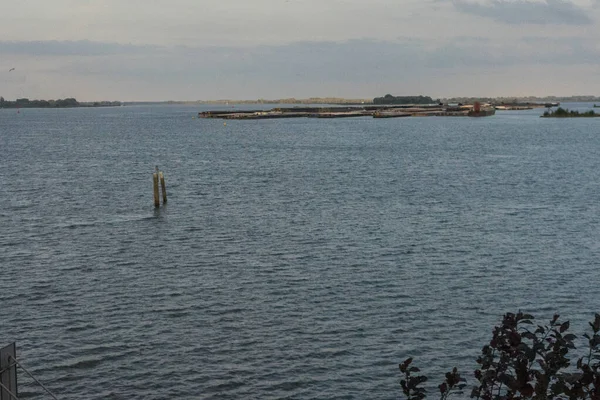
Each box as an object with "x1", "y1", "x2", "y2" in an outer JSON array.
[{"x1": 2, "y1": 104, "x2": 600, "y2": 399}]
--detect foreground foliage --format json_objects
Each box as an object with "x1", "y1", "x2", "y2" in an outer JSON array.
[{"x1": 400, "y1": 312, "x2": 600, "y2": 399}]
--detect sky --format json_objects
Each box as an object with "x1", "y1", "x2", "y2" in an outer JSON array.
[{"x1": 1, "y1": 0, "x2": 599, "y2": 101}]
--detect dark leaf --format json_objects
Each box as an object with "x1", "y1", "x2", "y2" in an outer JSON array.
[
  {"x1": 520, "y1": 383, "x2": 534, "y2": 397},
  {"x1": 400, "y1": 358, "x2": 413, "y2": 373},
  {"x1": 550, "y1": 379, "x2": 565, "y2": 396},
  {"x1": 536, "y1": 326, "x2": 546, "y2": 334},
  {"x1": 439, "y1": 382, "x2": 448, "y2": 394},
  {"x1": 594, "y1": 314, "x2": 600, "y2": 332},
  {"x1": 499, "y1": 373, "x2": 516, "y2": 390},
  {"x1": 560, "y1": 321, "x2": 570, "y2": 333}
]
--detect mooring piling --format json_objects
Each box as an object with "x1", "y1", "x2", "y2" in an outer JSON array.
[
  {"x1": 153, "y1": 166, "x2": 168, "y2": 207},
  {"x1": 159, "y1": 171, "x2": 167, "y2": 204},
  {"x1": 153, "y1": 168, "x2": 160, "y2": 208}
]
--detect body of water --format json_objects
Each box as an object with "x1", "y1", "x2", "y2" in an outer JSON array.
[{"x1": 2, "y1": 104, "x2": 600, "y2": 399}]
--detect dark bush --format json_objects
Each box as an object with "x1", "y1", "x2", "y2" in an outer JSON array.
[{"x1": 400, "y1": 312, "x2": 600, "y2": 399}]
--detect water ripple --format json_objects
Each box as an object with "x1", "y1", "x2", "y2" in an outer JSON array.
[{"x1": 2, "y1": 105, "x2": 600, "y2": 399}]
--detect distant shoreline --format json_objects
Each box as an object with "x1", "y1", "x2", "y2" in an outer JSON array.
[
  {"x1": 0, "y1": 97, "x2": 121, "y2": 109},
  {"x1": 124, "y1": 96, "x2": 600, "y2": 106},
  {"x1": 3, "y1": 96, "x2": 600, "y2": 108},
  {"x1": 124, "y1": 98, "x2": 372, "y2": 106}
]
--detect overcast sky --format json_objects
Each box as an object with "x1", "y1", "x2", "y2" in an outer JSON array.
[{"x1": 1, "y1": 0, "x2": 599, "y2": 101}]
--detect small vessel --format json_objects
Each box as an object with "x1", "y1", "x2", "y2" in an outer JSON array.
[{"x1": 468, "y1": 102, "x2": 495, "y2": 117}]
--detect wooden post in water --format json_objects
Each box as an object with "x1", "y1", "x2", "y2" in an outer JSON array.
[
  {"x1": 153, "y1": 167, "x2": 160, "y2": 208},
  {"x1": 159, "y1": 172, "x2": 167, "y2": 204}
]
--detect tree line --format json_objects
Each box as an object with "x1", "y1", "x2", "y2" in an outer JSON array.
[
  {"x1": 0, "y1": 97, "x2": 121, "y2": 108},
  {"x1": 373, "y1": 94, "x2": 439, "y2": 105},
  {"x1": 542, "y1": 107, "x2": 598, "y2": 118}
]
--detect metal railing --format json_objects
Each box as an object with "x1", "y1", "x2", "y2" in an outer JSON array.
[{"x1": 1, "y1": 343, "x2": 59, "y2": 400}]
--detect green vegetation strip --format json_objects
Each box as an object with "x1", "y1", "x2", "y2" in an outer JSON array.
[{"x1": 542, "y1": 107, "x2": 599, "y2": 118}]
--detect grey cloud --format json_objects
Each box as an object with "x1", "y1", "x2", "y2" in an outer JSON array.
[
  {"x1": 0, "y1": 40, "x2": 156, "y2": 56},
  {"x1": 452, "y1": 0, "x2": 593, "y2": 25},
  {"x1": 3, "y1": 38, "x2": 600, "y2": 100},
  {"x1": 7, "y1": 38, "x2": 600, "y2": 78},
  {"x1": 29, "y1": 38, "x2": 600, "y2": 88}
]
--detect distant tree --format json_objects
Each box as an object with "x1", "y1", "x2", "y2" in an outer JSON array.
[
  {"x1": 55, "y1": 98, "x2": 79, "y2": 107},
  {"x1": 555, "y1": 107, "x2": 569, "y2": 116},
  {"x1": 374, "y1": 94, "x2": 435, "y2": 105},
  {"x1": 543, "y1": 107, "x2": 597, "y2": 118}
]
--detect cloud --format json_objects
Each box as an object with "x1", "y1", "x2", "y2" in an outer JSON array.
[
  {"x1": 1, "y1": 1, "x2": 600, "y2": 101},
  {"x1": 0, "y1": 40, "x2": 155, "y2": 57},
  {"x1": 2, "y1": 37, "x2": 600, "y2": 100},
  {"x1": 452, "y1": 0, "x2": 593, "y2": 25}
]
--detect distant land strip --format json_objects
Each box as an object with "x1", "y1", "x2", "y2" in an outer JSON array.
[
  {"x1": 2, "y1": 95, "x2": 600, "y2": 108},
  {"x1": 128, "y1": 95, "x2": 600, "y2": 106},
  {"x1": 156, "y1": 98, "x2": 373, "y2": 105},
  {"x1": 0, "y1": 97, "x2": 121, "y2": 108}
]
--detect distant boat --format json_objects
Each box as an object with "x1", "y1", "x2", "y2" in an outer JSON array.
[
  {"x1": 373, "y1": 111, "x2": 411, "y2": 118},
  {"x1": 468, "y1": 109, "x2": 495, "y2": 117},
  {"x1": 468, "y1": 102, "x2": 495, "y2": 117}
]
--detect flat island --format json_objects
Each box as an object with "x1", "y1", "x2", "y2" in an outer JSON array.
[
  {"x1": 541, "y1": 107, "x2": 600, "y2": 118},
  {"x1": 200, "y1": 102, "x2": 497, "y2": 120},
  {"x1": 197, "y1": 94, "x2": 568, "y2": 120}
]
